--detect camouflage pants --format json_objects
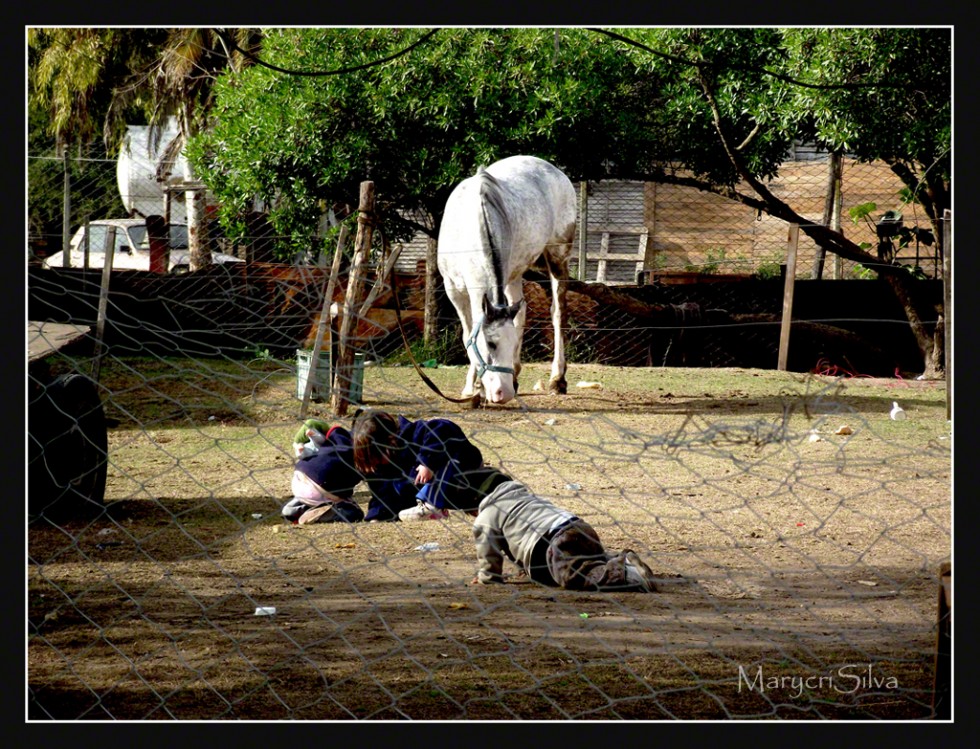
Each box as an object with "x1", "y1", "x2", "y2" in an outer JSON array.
[{"x1": 527, "y1": 519, "x2": 637, "y2": 591}]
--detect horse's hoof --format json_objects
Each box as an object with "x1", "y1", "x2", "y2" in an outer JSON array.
[
  {"x1": 467, "y1": 394, "x2": 483, "y2": 409},
  {"x1": 549, "y1": 378, "x2": 567, "y2": 395}
]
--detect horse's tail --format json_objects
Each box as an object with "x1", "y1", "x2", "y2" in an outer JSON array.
[{"x1": 476, "y1": 167, "x2": 510, "y2": 307}]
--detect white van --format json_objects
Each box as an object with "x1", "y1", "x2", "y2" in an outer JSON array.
[{"x1": 42, "y1": 218, "x2": 243, "y2": 274}]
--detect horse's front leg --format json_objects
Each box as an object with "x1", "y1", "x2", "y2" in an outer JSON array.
[
  {"x1": 446, "y1": 285, "x2": 481, "y2": 399},
  {"x1": 461, "y1": 296, "x2": 491, "y2": 400},
  {"x1": 546, "y1": 248, "x2": 569, "y2": 395},
  {"x1": 462, "y1": 357, "x2": 480, "y2": 399},
  {"x1": 508, "y1": 281, "x2": 525, "y2": 394}
]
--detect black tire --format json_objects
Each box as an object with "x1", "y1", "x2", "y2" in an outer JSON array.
[{"x1": 28, "y1": 373, "x2": 108, "y2": 520}]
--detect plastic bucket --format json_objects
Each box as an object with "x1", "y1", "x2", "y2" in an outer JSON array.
[
  {"x1": 296, "y1": 348, "x2": 331, "y2": 401},
  {"x1": 296, "y1": 349, "x2": 364, "y2": 403}
]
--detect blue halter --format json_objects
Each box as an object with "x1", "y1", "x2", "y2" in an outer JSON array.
[{"x1": 465, "y1": 315, "x2": 515, "y2": 379}]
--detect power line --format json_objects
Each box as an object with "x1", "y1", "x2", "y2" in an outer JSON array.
[
  {"x1": 588, "y1": 28, "x2": 911, "y2": 91},
  {"x1": 214, "y1": 28, "x2": 441, "y2": 77}
]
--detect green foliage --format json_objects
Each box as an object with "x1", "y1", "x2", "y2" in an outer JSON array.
[
  {"x1": 781, "y1": 29, "x2": 950, "y2": 174},
  {"x1": 848, "y1": 200, "x2": 936, "y2": 270},
  {"x1": 850, "y1": 263, "x2": 877, "y2": 280},
  {"x1": 244, "y1": 345, "x2": 275, "y2": 362},
  {"x1": 683, "y1": 248, "x2": 750, "y2": 275},
  {"x1": 753, "y1": 252, "x2": 784, "y2": 280},
  {"x1": 28, "y1": 28, "x2": 161, "y2": 148},
  {"x1": 191, "y1": 28, "x2": 667, "y2": 257},
  {"x1": 188, "y1": 27, "x2": 948, "y2": 267},
  {"x1": 565, "y1": 320, "x2": 599, "y2": 364},
  {"x1": 29, "y1": 28, "x2": 950, "y2": 281}
]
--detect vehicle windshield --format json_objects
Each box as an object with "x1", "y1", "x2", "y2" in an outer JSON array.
[{"x1": 127, "y1": 224, "x2": 189, "y2": 250}]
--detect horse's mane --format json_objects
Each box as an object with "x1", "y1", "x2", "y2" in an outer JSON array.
[{"x1": 476, "y1": 166, "x2": 512, "y2": 307}]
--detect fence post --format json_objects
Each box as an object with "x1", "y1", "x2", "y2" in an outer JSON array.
[
  {"x1": 62, "y1": 149, "x2": 72, "y2": 265},
  {"x1": 424, "y1": 236, "x2": 439, "y2": 346},
  {"x1": 91, "y1": 228, "x2": 118, "y2": 384},
  {"x1": 943, "y1": 209, "x2": 951, "y2": 420},
  {"x1": 332, "y1": 181, "x2": 374, "y2": 416},
  {"x1": 777, "y1": 223, "x2": 799, "y2": 371},
  {"x1": 82, "y1": 216, "x2": 90, "y2": 269},
  {"x1": 577, "y1": 181, "x2": 588, "y2": 281},
  {"x1": 299, "y1": 224, "x2": 349, "y2": 418}
]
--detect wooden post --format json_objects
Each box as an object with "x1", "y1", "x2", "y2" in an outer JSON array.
[
  {"x1": 332, "y1": 181, "x2": 374, "y2": 416},
  {"x1": 91, "y1": 227, "x2": 118, "y2": 383},
  {"x1": 424, "y1": 236, "x2": 439, "y2": 346},
  {"x1": 577, "y1": 181, "x2": 588, "y2": 281},
  {"x1": 358, "y1": 241, "x2": 403, "y2": 320},
  {"x1": 777, "y1": 223, "x2": 799, "y2": 371},
  {"x1": 299, "y1": 224, "x2": 349, "y2": 418},
  {"x1": 943, "y1": 209, "x2": 951, "y2": 420}
]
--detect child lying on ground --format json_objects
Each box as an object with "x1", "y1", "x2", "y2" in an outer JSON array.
[
  {"x1": 469, "y1": 478, "x2": 660, "y2": 592},
  {"x1": 282, "y1": 419, "x2": 365, "y2": 524}
]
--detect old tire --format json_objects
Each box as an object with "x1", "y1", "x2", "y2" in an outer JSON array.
[{"x1": 28, "y1": 373, "x2": 108, "y2": 521}]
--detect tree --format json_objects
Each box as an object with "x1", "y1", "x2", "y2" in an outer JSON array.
[
  {"x1": 611, "y1": 27, "x2": 949, "y2": 376},
  {"x1": 189, "y1": 27, "x2": 949, "y2": 375},
  {"x1": 190, "y1": 28, "x2": 659, "y2": 253},
  {"x1": 28, "y1": 29, "x2": 160, "y2": 254},
  {"x1": 28, "y1": 27, "x2": 262, "y2": 270}
]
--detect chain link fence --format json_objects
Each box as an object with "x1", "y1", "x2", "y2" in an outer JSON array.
[
  {"x1": 30, "y1": 148, "x2": 942, "y2": 281},
  {"x1": 27, "y1": 149, "x2": 951, "y2": 721}
]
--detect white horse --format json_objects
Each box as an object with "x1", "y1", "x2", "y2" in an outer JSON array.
[{"x1": 437, "y1": 155, "x2": 577, "y2": 405}]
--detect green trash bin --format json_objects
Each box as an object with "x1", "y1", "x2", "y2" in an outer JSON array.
[{"x1": 296, "y1": 349, "x2": 364, "y2": 403}]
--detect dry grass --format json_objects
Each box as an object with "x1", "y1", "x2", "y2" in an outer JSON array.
[{"x1": 28, "y1": 358, "x2": 951, "y2": 720}]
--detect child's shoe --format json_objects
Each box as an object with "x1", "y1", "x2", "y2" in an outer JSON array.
[
  {"x1": 623, "y1": 550, "x2": 659, "y2": 592},
  {"x1": 398, "y1": 501, "x2": 450, "y2": 522}
]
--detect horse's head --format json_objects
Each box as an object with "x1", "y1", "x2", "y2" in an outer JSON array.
[{"x1": 467, "y1": 295, "x2": 524, "y2": 404}]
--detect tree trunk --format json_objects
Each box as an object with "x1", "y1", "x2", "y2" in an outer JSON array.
[
  {"x1": 813, "y1": 151, "x2": 842, "y2": 280},
  {"x1": 695, "y1": 74, "x2": 946, "y2": 380},
  {"x1": 880, "y1": 270, "x2": 944, "y2": 378},
  {"x1": 562, "y1": 278, "x2": 726, "y2": 324},
  {"x1": 332, "y1": 181, "x2": 374, "y2": 416},
  {"x1": 185, "y1": 160, "x2": 211, "y2": 271}
]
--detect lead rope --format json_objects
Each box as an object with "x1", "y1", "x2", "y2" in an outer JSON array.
[{"x1": 388, "y1": 252, "x2": 481, "y2": 407}]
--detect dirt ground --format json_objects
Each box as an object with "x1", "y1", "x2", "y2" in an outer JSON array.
[{"x1": 27, "y1": 361, "x2": 952, "y2": 721}]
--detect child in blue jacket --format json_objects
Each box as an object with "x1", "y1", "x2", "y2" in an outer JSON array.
[
  {"x1": 351, "y1": 409, "x2": 486, "y2": 522},
  {"x1": 282, "y1": 420, "x2": 365, "y2": 524}
]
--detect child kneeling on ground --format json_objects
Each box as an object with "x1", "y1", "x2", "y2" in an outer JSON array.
[
  {"x1": 352, "y1": 409, "x2": 485, "y2": 522},
  {"x1": 469, "y1": 479, "x2": 659, "y2": 592},
  {"x1": 282, "y1": 419, "x2": 365, "y2": 524}
]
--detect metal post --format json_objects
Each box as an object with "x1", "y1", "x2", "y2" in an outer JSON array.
[
  {"x1": 82, "y1": 217, "x2": 90, "y2": 269},
  {"x1": 62, "y1": 149, "x2": 72, "y2": 265}
]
